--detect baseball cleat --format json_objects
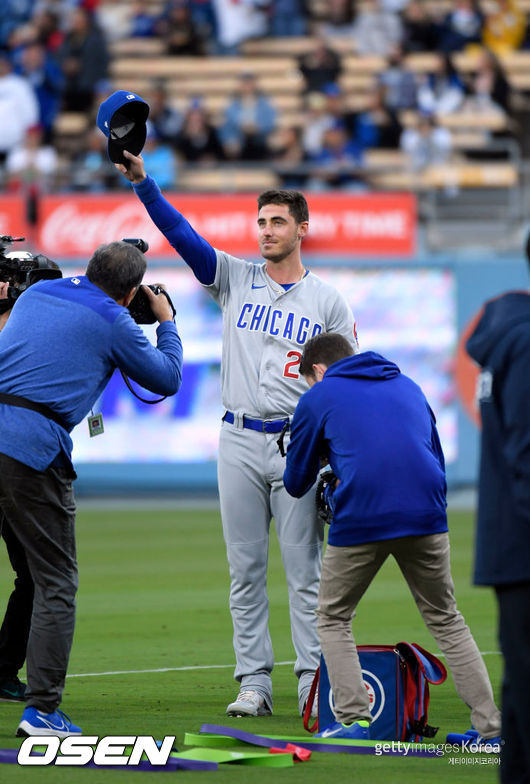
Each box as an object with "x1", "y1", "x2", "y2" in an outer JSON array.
[
  {"x1": 300, "y1": 691, "x2": 318, "y2": 718},
  {"x1": 315, "y1": 720, "x2": 370, "y2": 740},
  {"x1": 302, "y1": 700, "x2": 318, "y2": 719},
  {"x1": 17, "y1": 707, "x2": 82, "y2": 738},
  {"x1": 0, "y1": 676, "x2": 26, "y2": 702},
  {"x1": 226, "y1": 690, "x2": 271, "y2": 717}
]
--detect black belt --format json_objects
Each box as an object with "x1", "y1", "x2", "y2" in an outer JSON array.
[
  {"x1": 223, "y1": 411, "x2": 290, "y2": 434},
  {"x1": 0, "y1": 392, "x2": 69, "y2": 431}
]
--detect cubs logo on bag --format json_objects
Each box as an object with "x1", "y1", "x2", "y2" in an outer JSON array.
[{"x1": 304, "y1": 642, "x2": 447, "y2": 742}]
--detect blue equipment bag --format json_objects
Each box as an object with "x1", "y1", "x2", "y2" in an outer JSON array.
[{"x1": 304, "y1": 642, "x2": 447, "y2": 742}]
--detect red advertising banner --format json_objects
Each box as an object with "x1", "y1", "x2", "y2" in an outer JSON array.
[
  {"x1": 306, "y1": 192, "x2": 416, "y2": 256},
  {"x1": 2, "y1": 192, "x2": 416, "y2": 258},
  {"x1": 0, "y1": 197, "x2": 28, "y2": 239}
]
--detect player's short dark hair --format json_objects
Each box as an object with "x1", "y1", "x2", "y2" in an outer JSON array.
[
  {"x1": 86, "y1": 241, "x2": 146, "y2": 300},
  {"x1": 525, "y1": 230, "x2": 530, "y2": 270},
  {"x1": 300, "y1": 332, "x2": 354, "y2": 379},
  {"x1": 257, "y1": 190, "x2": 309, "y2": 224}
]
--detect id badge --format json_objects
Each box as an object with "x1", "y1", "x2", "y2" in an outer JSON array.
[{"x1": 88, "y1": 412, "x2": 104, "y2": 437}]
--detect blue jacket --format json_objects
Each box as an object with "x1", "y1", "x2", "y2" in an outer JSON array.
[
  {"x1": 283, "y1": 351, "x2": 448, "y2": 546},
  {"x1": 0, "y1": 275, "x2": 182, "y2": 471},
  {"x1": 466, "y1": 291, "x2": 530, "y2": 586}
]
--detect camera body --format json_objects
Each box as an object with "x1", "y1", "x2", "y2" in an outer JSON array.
[
  {"x1": 128, "y1": 283, "x2": 175, "y2": 324},
  {"x1": 0, "y1": 235, "x2": 62, "y2": 314},
  {"x1": 122, "y1": 238, "x2": 176, "y2": 324}
]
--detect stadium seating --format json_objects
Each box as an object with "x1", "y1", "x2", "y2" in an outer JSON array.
[{"x1": 43, "y1": 0, "x2": 530, "y2": 195}]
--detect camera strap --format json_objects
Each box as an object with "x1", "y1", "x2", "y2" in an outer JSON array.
[
  {"x1": 0, "y1": 392, "x2": 69, "y2": 431},
  {"x1": 120, "y1": 371, "x2": 167, "y2": 404}
]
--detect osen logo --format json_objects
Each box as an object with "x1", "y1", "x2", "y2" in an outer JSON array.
[{"x1": 17, "y1": 735, "x2": 175, "y2": 766}]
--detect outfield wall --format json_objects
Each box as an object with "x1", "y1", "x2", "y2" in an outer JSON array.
[{"x1": 68, "y1": 249, "x2": 528, "y2": 496}]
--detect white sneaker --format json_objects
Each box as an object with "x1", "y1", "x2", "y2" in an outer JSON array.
[
  {"x1": 301, "y1": 692, "x2": 318, "y2": 719},
  {"x1": 298, "y1": 671, "x2": 318, "y2": 718},
  {"x1": 226, "y1": 690, "x2": 271, "y2": 717}
]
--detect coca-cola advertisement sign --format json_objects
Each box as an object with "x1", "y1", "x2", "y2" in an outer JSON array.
[
  {"x1": 38, "y1": 197, "x2": 173, "y2": 257},
  {"x1": 0, "y1": 197, "x2": 28, "y2": 239},
  {"x1": 36, "y1": 192, "x2": 416, "y2": 258}
]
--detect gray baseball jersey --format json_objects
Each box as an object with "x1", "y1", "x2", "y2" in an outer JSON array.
[
  {"x1": 132, "y1": 175, "x2": 359, "y2": 712},
  {"x1": 206, "y1": 250, "x2": 358, "y2": 417}
]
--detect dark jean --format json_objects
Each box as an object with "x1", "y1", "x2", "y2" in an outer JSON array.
[
  {"x1": 496, "y1": 582, "x2": 530, "y2": 784},
  {"x1": 0, "y1": 453, "x2": 78, "y2": 713},
  {"x1": 0, "y1": 516, "x2": 34, "y2": 680}
]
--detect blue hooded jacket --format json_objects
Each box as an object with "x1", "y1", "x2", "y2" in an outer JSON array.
[
  {"x1": 466, "y1": 291, "x2": 530, "y2": 586},
  {"x1": 283, "y1": 351, "x2": 448, "y2": 547}
]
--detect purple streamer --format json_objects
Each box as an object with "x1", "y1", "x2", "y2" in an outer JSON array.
[{"x1": 200, "y1": 724, "x2": 437, "y2": 758}]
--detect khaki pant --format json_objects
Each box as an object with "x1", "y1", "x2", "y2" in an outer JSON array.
[{"x1": 316, "y1": 533, "x2": 501, "y2": 738}]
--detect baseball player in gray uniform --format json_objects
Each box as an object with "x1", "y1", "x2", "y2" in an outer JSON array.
[{"x1": 116, "y1": 150, "x2": 358, "y2": 717}]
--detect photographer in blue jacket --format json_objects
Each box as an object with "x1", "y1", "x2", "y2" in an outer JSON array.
[
  {"x1": 284, "y1": 332, "x2": 500, "y2": 744},
  {"x1": 0, "y1": 240, "x2": 182, "y2": 738}
]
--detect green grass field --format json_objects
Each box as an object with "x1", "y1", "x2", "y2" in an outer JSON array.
[{"x1": 0, "y1": 503, "x2": 501, "y2": 783}]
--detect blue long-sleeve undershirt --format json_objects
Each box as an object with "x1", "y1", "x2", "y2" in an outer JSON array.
[{"x1": 133, "y1": 175, "x2": 217, "y2": 285}]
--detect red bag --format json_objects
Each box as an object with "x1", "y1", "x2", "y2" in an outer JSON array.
[{"x1": 304, "y1": 642, "x2": 447, "y2": 742}]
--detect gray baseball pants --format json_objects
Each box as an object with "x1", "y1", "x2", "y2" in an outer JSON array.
[
  {"x1": 0, "y1": 453, "x2": 78, "y2": 713},
  {"x1": 317, "y1": 533, "x2": 501, "y2": 738},
  {"x1": 218, "y1": 422, "x2": 324, "y2": 709}
]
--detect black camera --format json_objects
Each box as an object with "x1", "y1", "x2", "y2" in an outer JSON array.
[
  {"x1": 122, "y1": 238, "x2": 176, "y2": 324},
  {"x1": 0, "y1": 235, "x2": 62, "y2": 314}
]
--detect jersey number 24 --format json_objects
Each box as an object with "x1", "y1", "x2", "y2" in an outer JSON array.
[{"x1": 283, "y1": 350, "x2": 302, "y2": 379}]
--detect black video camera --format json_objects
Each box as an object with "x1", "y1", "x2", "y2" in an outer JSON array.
[
  {"x1": 0, "y1": 235, "x2": 62, "y2": 314},
  {"x1": 122, "y1": 238, "x2": 176, "y2": 324}
]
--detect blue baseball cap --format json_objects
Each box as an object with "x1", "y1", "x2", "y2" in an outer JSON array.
[{"x1": 96, "y1": 90, "x2": 150, "y2": 163}]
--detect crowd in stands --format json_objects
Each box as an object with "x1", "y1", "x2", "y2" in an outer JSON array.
[{"x1": 0, "y1": 0, "x2": 528, "y2": 195}]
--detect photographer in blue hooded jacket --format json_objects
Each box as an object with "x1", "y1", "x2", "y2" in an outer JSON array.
[
  {"x1": 0, "y1": 241, "x2": 182, "y2": 738},
  {"x1": 284, "y1": 332, "x2": 501, "y2": 743},
  {"x1": 467, "y1": 260, "x2": 530, "y2": 783}
]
